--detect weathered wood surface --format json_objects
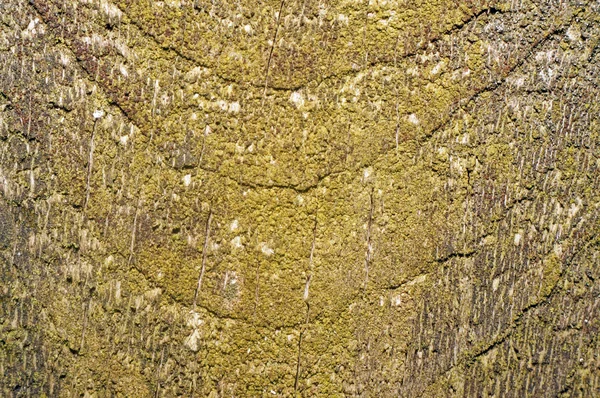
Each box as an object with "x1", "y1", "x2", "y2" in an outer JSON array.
[{"x1": 1, "y1": 0, "x2": 600, "y2": 396}]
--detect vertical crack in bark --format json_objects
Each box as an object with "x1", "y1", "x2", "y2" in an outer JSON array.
[
  {"x1": 363, "y1": 189, "x2": 374, "y2": 290},
  {"x1": 262, "y1": 0, "x2": 286, "y2": 103},
  {"x1": 361, "y1": 0, "x2": 369, "y2": 68},
  {"x1": 294, "y1": 301, "x2": 310, "y2": 392},
  {"x1": 193, "y1": 208, "x2": 212, "y2": 309},
  {"x1": 83, "y1": 118, "x2": 97, "y2": 213}
]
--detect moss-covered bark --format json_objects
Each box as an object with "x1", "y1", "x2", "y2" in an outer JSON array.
[{"x1": 1, "y1": 0, "x2": 600, "y2": 396}]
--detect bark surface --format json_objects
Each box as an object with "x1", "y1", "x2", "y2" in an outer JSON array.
[{"x1": 1, "y1": 0, "x2": 600, "y2": 396}]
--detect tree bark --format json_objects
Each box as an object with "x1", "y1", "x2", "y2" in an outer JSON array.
[{"x1": 1, "y1": 0, "x2": 600, "y2": 396}]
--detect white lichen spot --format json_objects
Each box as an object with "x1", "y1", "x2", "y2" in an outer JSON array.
[
  {"x1": 566, "y1": 25, "x2": 581, "y2": 42},
  {"x1": 217, "y1": 100, "x2": 228, "y2": 111},
  {"x1": 317, "y1": 4, "x2": 328, "y2": 19},
  {"x1": 338, "y1": 14, "x2": 349, "y2": 24},
  {"x1": 27, "y1": 18, "x2": 39, "y2": 31},
  {"x1": 231, "y1": 236, "x2": 243, "y2": 249},
  {"x1": 243, "y1": 24, "x2": 253, "y2": 34},
  {"x1": 290, "y1": 91, "x2": 305, "y2": 108},
  {"x1": 554, "y1": 201, "x2": 563, "y2": 216},
  {"x1": 112, "y1": 39, "x2": 131, "y2": 58},
  {"x1": 186, "y1": 311, "x2": 203, "y2": 328},
  {"x1": 535, "y1": 50, "x2": 556, "y2": 64},
  {"x1": 460, "y1": 133, "x2": 470, "y2": 145},
  {"x1": 22, "y1": 18, "x2": 42, "y2": 38},
  {"x1": 514, "y1": 233, "x2": 522, "y2": 246},
  {"x1": 115, "y1": 281, "x2": 121, "y2": 301},
  {"x1": 224, "y1": 271, "x2": 239, "y2": 288},
  {"x1": 119, "y1": 64, "x2": 128, "y2": 77},
  {"x1": 392, "y1": 295, "x2": 402, "y2": 307},
  {"x1": 362, "y1": 167, "x2": 373, "y2": 182},
  {"x1": 492, "y1": 277, "x2": 500, "y2": 292},
  {"x1": 303, "y1": 276, "x2": 311, "y2": 301},
  {"x1": 568, "y1": 198, "x2": 582, "y2": 218},
  {"x1": 431, "y1": 61, "x2": 445, "y2": 75},
  {"x1": 260, "y1": 243, "x2": 274, "y2": 256},
  {"x1": 553, "y1": 243, "x2": 563, "y2": 257},
  {"x1": 93, "y1": 109, "x2": 105, "y2": 119},
  {"x1": 60, "y1": 53, "x2": 70, "y2": 66},
  {"x1": 204, "y1": 125, "x2": 212, "y2": 135},
  {"x1": 182, "y1": 174, "x2": 192, "y2": 187},
  {"x1": 101, "y1": 0, "x2": 123, "y2": 20},
  {"x1": 184, "y1": 329, "x2": 201, "y2": 352},
  {"x1": 295, "y1": 195, "x2": 304, "y2": 205},
  {"x1": 540, "y1": 67, "x2": 555, "y2": 84},
  {"x1": 230, "y1": 219, "x2": 239, "y2": 231},
  {"x1": 406, "y1": 66, "x2": 419, "y2": 76},
  {"x1": 507, "y1": 75, "x2": 526, "y2": 89},
  {"x1": 228, "y1": 101, "x2": 240, "y2": 113},
  {"x1": 407, "y1": 113, "x2": 420, "y2": 125},
  {"x1": 119, "y1": 135, "x2": 129, "y2": 146},
  {"x1": 437, "y1": 146, "x2": 449, "y2": 161}
]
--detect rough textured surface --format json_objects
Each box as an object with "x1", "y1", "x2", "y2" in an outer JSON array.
[{"x1": 1, "y1": 0, "x2": 600, "y2": 396}]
